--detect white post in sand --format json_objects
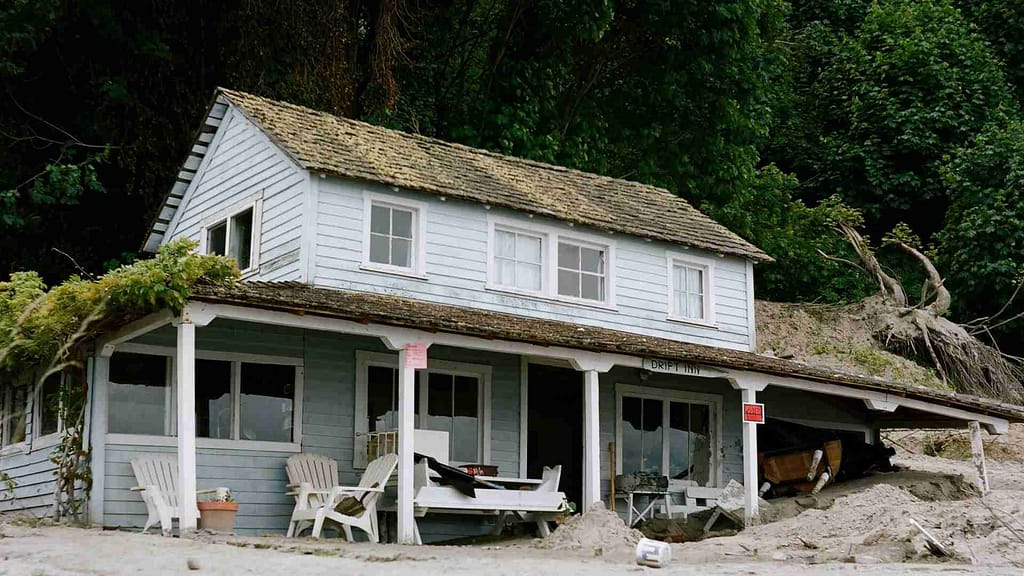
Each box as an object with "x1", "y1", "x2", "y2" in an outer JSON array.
[
  {"x1": 175, "y1": 315, "x2": 198, "y2": 534},
  {"x1": 583, "y1": 369, "x2": 601, "y2": 511},
  {"x1": 741, "y1": 387, "x2": 760, "y2": 526},
  {"x1": 968, "y1": 421, "x2": 989, "y2": 494}
]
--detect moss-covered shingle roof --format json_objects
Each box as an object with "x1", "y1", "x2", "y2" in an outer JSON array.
[{"x1": 216, "y1": 88, "x2": 771, "y2": 262}]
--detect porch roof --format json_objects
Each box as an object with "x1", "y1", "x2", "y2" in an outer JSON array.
[{"x1": 189, "y1": 281, "x2": 1024, "y2": 423}]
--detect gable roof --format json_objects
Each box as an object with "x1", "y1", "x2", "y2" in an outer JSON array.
[
  {"x1": 190, "y1": 281, "x2": 1024, "y2": 424},
  {"x1": 146, "y1": 88, "x2": 771, "y2": 261}
]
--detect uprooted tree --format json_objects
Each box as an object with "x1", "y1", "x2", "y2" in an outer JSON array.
[{"x1": 821, "y1": 213, "x2": 1024, "y2": 403}]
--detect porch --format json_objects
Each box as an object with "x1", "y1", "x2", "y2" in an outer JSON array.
[{"x1": 84, "y1": 282, "x2": 1020, "y2": 543}]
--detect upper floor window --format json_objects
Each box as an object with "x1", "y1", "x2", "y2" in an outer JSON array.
[
  {"x1": 362, "y1": 194, "x2": 426, "y2": 276},
  {"x1": 667, "y1": 254, "x2": 714, "y2": 324},
  {"x1": 558, "y1": 241, "x2": 606, "y2": 302},
  {"x1": 494, "y1": 228, "x2": 543, "y2": 292},
  {"x1": 201, "y1": 197, "x2": 262, "y2": 274},
  {"x1": 487, "y1": 217, "x2": 615, "y2": 306}
]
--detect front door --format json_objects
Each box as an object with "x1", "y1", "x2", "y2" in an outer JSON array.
[{"x1": 526, "y1": 363, "x2": 583, "y2": 511}]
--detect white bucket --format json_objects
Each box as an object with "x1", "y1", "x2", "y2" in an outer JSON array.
[{"x1": 635, "y1": 538, "x2": 672, "y2": 568}]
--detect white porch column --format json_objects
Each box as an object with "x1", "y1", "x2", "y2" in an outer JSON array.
[
  {"x1": 740, "y1": 387, "x2": 759, "y2": 526},
  {"x1": 396, "y1": 347, "x2": 418, "y2": 545},
  {"x1": 176, "y1": 318, "x2": 198, "y2": 534},
  {"x1": 583, "y1": 369, "x2": 601, "y2": 511},
  {"x1": 88, "y1": 354, "x2": 109, "y2": 525}
]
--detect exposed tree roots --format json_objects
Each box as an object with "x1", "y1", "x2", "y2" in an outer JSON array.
[{"x1": 829, "y1": 224, "x2": 1024, "y2": 403}]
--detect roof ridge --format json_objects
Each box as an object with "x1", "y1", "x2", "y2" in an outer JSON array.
[
  {"x1": 218, "y1": 88, "x2": 695, "y2": 202},
  {"x1": 199, "y1": 87, "x2": 771, "y2": 262}
]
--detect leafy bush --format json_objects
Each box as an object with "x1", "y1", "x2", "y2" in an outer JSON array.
[{"x1": 0, "y1": 238, "x2": 237, "y2": 376}]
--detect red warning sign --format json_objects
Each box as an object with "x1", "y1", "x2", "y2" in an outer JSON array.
[{"x1": 742, "y1": 402, "x2": 765, "y2": 424}]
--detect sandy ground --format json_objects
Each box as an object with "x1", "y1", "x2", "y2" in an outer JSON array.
[{"x1": 2, "y1": 446, "x2": 1022, "y2": 575}]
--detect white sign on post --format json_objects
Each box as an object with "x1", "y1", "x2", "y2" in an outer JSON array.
[{"x1": 405, "y1": 343, "x2": 428, "y2": 369}]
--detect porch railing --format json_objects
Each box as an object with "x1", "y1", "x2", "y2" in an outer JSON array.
[{"x1": 364, "y1": 430, "x2": 399, "y2": 463}]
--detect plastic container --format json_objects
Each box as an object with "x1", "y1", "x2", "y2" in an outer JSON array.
[{"x1": 635, "y1": 537, "x2": 672, "y2": 568}]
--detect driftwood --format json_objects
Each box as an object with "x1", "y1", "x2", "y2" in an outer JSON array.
[
  {"x1": 824, "y1": 223, "x2": 1024, "y2": 403},
  {"x1": 909, "y1": 517, "x2": 951, "y2": 558}
]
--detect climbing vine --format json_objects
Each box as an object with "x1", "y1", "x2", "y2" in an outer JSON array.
[{"x1": 0, "y1": 238, "x2": 237, "y2": 520}]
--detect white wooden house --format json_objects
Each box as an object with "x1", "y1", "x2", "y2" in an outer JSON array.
[{"x1": 2, "y1": 89, "x2": 1022, "y2": 542}]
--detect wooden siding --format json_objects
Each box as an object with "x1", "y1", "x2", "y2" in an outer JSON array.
[
  {"x1": 165, "y1": 108, "x2": 307, "y2": 282},
  {"x1": 105, "y1": 320, "x2": 520, "y2": 538},
  {"x1": 313, "y1": 179, "x2": 754, "y2": 351},
  {"x1": 0, "y1": 441, "x2": 58, "y2": 517}
]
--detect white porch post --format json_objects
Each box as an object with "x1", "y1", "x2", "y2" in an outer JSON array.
[
  {"x1": 397, "y1": 347, "x2": 417, "y2": 544},
  {"x1": 583, "y1": 369, "x2": 601, "y2": 511},
  {"x1": 176, "y1": 317, "x2": 198, "y2": 534},
  {"x1": 88, "y1": 354, "x2": 109, "y2": 525},
  {"x1": 740, "y1": 387, "x2": 759, "y2": 526}
]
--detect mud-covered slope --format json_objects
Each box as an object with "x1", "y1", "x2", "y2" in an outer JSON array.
[{"x1": 756, "y1": 300, "x2": 945, "y2": 390}]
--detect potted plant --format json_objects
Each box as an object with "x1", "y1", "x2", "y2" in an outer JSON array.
[
  {"x1": 555, "y1": 498, "x2": 576, "y2": 524},
  {"x1": 197, "y1": 488, "x2": 238, "y2": 533}
]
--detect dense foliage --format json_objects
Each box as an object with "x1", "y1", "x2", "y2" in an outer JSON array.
[
  {"x1": 1, "y1": 0, "x2": 1023, "y2": 354},
  {"x1": 0, "y1": 238, "x2": 236, "y2": 374}
]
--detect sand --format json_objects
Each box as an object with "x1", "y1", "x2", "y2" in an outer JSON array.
[
  {"x1": 535, "y1": 501, "x2": 644, "y2": 555},
  {"x1": 2, "y1": 445, "x2": 1022, "y2": 575}
]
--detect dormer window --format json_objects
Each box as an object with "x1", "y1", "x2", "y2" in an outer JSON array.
[
  {"x1": 557, "y1": 241, "x2": 606, "y2": 302},
  {"x1": 667, "y1": 253, "x2": 715, "y2": 325},
  {"x1": 487, "y1": 216, "x2": 615, "y2": 307},
  {"x1": 494, "y1": 228, "x2": 543, "y2": 292},
  {"x1": 362, "y1": 193, "x2": 427, "y2": 277},
  {"x1": 369, "y1": 203, "x2": 414, "y2": 268},
  {"x1": 201, "y1": 197, "x2": 262, "y2": 274}
]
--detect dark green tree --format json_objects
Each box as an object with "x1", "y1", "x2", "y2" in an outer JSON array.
[{"x1": 939, "y1": 121, "x2": 1024, "y2": 350}]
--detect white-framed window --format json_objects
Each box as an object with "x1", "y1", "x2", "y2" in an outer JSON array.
[
  {"x1": 1, "y1": 380, "x2": 30, "y2": 453},
  {"x1": 106, "y1": 345, "x2": 303, "y2": 450},
  {"x1": 493, "y1": 227, "x2": 544, "y2": 293},
  {"x1": 667, "y1": 253, "x2": 715, "y2": 325},
  {"x1": 362, "y1": 193, "x2": 427, "y2": 277},
  {"x1": 353, "y1": 351, "x2": 491, "y2": 468},
  {"x1": 615, "y1": 384, "x2": 721, "y2": 487},
  {"x1": 557, "y1": 240, "x2": 606, "y2": 302},
  {"x1": 199, "y1": 196, "x2": 263, "y2": 274},
  {"x1": 487, "y1": 216, "x2": 615, "y2": 306}
]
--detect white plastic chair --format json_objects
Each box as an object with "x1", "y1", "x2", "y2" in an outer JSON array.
[
  {"x1": 130, "y1": 454, "x2": 215, "y2": 536},
  {"x1": 285, "y1": 453, "x2": 398, "y2": 541}
]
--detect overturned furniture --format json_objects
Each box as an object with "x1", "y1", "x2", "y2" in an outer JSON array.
[
  {"x1": 285, "y1": 453, "x2": 398, "y2": 541},
  {"x1": 412, "y1": 455, "x2": 565, "y2": 543}
]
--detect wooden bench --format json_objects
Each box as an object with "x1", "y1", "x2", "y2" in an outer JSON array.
[{"x1": 412, "y1": 459, "x2": 565, "y2": 542}]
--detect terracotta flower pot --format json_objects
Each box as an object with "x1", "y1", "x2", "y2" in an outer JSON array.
[{"x1": 197, "y1": 501, "x2": 239, "y2": 533}]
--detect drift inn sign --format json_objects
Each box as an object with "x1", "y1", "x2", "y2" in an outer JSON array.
[{"x1": 640, "y1": 357, "x2": 708, "y2": 375}]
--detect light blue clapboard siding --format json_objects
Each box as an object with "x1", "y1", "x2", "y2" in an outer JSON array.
[
  {"x1": 0, "y1": 440, "x2": 59, "y2": 516},
  {"x1": 312, "y1": 179, "x2": 754, "y2": 351},
  {"x1": 106, "y1": 320, "x2": 520, "y2": 538},
  {"x1": 166, "y1": 108, "x2": 307, "y2": 283}
]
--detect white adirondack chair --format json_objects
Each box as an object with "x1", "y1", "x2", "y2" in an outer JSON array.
[
  {"x1": 130, "y1": 454, "x2": 215, "y2": 536},
  {"x1": 285, "y1": 453, "x2": 398, "y2": 541}
]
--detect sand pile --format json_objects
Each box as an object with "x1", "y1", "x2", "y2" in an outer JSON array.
[
  {"x1": 677, "y1": 455, "x2": 1024, "y2": 567},
  {"x1": 536, "y1": 502, "x2": 644, "y2": 554}
]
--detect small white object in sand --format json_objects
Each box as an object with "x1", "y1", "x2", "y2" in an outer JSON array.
[{"x1": 536, "y1": 502, "x2": 645, "y2": 552}]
